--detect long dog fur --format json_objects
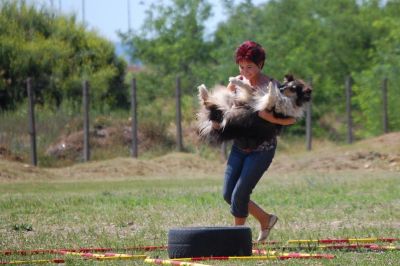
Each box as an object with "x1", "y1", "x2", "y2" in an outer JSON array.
[{"x1": 197, "y1": 75, "x2": 312, "y2": 144}]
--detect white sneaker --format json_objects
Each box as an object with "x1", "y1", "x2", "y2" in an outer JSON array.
[{"x1": 257, "y1": 214, "x2": 278, "y2": 242}]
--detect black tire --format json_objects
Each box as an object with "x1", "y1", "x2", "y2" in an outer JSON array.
[{"x1": 167, "y1": 226, "x2": 252, "y2": 258}]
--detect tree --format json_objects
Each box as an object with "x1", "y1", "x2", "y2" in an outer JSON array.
[
  {"x1": 121, "y1": 0, "x2": 213, "y2": 98},
  {"x1": 0, "y1": 1, "x2": 128, "y2": 110}
]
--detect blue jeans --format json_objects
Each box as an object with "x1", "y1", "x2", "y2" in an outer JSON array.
[{"x1": 222, "y1": 144, "x2": 276, "y2": 218}]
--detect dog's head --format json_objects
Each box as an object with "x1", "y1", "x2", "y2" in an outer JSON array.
[{"x1": 280, "y1": 74, "x2": 312, "y2": 106}]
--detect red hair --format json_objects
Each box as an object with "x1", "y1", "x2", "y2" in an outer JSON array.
[{"x1": 235, "y1": 41, "x2": 266, "y2": 69}]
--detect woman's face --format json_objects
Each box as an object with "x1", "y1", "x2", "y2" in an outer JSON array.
[{"x1": 238, "y1": 60, "x2": 261, "y2": 80}]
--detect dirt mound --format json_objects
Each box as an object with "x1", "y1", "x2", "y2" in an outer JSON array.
[
  {"x1": 0, "y1": 159, "x2": 53, "y2": 181},
  {"x1": 0, "y1": 146, "x2": 23, "y2": 162},
  {"x1": 49, "y1": 152, "x2": 223, "y2": 181},
  {"x1": 45, "y1": 124, "x2": 173, "y2": 160},
  {"x1": 271, "y1": 132, "x2": 400, "y2": 173},
  {"x1": 1, "y1": 132, "x2": 399, "y2": 182}
]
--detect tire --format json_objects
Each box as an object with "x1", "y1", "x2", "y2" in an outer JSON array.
[{"x1": 167, "y1": 226, "x2": 252, "y2": 258}]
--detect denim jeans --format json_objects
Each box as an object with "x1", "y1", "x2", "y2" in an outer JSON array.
[{"x1": 222, "y1": 144, "x2": 276, "y2": 218}]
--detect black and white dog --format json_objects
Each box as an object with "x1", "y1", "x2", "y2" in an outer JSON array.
[{"x1": 197, "y1": 74, "x2": 312, "y2": 144}]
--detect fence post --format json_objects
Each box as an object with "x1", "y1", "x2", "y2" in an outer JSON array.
[
  {"x1": 131, "y1": 78, "x2": 138, "y2": 158},
  {"x1": 382, "y1": 77, "x2": 388, "y2": 134},
  {"x1": 345, "y1": 76, "x2": 353, "y2": 144},
  {"x1": 175, "y1": 76, "x2": 184, "y2": 151},
  {"x1": 27, "y1": 77, "x2": 37, "y2": 166},
  {"x1": 83, "y1": 80, "x2": 90, "y2": 161},
  {"x1": 305, "y1": 78, "x2": 312, "y2": 151},
  {"x1": 305, "y1": 100, "x2": 312, "y2": 151}
]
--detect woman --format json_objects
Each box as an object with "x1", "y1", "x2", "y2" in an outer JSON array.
[{"x1": 215, "y1": 41, "x2": 295, "y2": 242}]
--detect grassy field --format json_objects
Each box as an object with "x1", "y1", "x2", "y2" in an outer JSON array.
[{"x1": 1, "y1": 136, "x2": 399, "y2": 265}]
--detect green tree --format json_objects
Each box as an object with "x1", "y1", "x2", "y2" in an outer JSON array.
[
  {"x1": 122, "y1": 0, "x2": 213, "y2": 99},
  {"x1": 122, "y1": 0, "x2": 399, "y2": 138},
  {"x1": 0, "y1": 0, "x2": 128, "y2": 110},
  {"x1": 352, "y1": 1, "x2": 400, "y2": 135}
]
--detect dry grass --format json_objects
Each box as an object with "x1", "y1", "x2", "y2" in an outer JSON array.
[{"x1": 1, "y1": 132, "x2": 399, "y2": 183}]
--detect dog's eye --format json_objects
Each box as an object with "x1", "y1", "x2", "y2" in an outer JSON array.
[{"x1": 290, "y1": 86, "x2": 297, "y2": 92}]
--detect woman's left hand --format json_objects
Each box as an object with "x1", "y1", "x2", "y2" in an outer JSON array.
[
  {"x1": 258, "y1": 110, "x2": 296, "y2": 125},
  {"x1": 212, "y1": 121, "x2": 221, "y2": 129}
]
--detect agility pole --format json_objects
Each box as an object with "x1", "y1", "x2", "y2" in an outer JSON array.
[
  {"x1": 255, "y1": 237, "x2": 398, "y2": 245},
  {"x1": 253, "y1": 243, "x2": 399, "y2": 252},
  {"x1": 145, "y1": 258, "x2": 212, "y2": 266},
  {"x1": 1, "y1": 245, "x2": 167, "y2": 256},
  {"x1": 315, "y1": 244, "x2": 399, "y2": 251},
  {"x1": 287, "y1": 237, "x2": 398, "y2": 244},
  {"x1": 58, "y1": 250, "x2": 147, "y2": 261},
  {"x1": 171, "y1": 252, "x2": 335, "y2": 262},
  {"x1": 0, "y1": 258, "x2": 65, "y2": 265},
  {"x1": 252, "y1": 249, "x2": 335, "y2": 258}
]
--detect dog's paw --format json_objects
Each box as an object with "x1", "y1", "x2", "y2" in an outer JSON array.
[
  {"x1": 229, "y1": 77, "x2": 253, "y2": 92},
  {"x1": 263, "y1": 82, "x2": 277, "y2": 109}
]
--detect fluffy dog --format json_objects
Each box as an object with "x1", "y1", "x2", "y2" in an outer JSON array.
[{"x1": 197, "y1": 75, "x2": 312, "y2": 144}]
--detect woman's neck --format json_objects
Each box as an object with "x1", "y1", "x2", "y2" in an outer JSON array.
[{"x1": 248, "y1": 73, "x2": 268, "y2": 87}]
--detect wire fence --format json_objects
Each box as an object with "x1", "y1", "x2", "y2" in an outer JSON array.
[{"x1": 10, "y1": 75, "x2": 395, "y2": 166}]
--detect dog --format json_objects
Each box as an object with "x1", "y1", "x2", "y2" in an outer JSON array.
[{"x1": 197, "y1": 74, "x2": 312, "y2": 144}]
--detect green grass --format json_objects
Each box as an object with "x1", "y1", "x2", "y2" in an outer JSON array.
[{"x1": 0, "y1": 168, "x2": 399, "y2": 265}]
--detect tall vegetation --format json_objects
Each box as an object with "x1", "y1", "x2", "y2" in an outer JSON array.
[
  {"x1": 1, "y1": 0, "x2": 399, "y2": 140},
  {"x1": 0, "y1": 0, "x2": 128, "y2": 111},
  {"x1": 124, "y1": 0, "x2": 400, "y2": 138}
]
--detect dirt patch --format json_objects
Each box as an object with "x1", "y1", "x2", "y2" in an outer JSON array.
[
  {"x1": 47, "y1": 152, "x2": 224, "y2": 181},
  {"x1": 45, "y1": 124, "x2": 174, "y2": 161},
  {"x1": 271, "y1": 133, "x2": 400, "y2": 173},
  {"x1": 1, "y1": 132, "x2": 399, "y2": 182},
  {"x1": 0, "y1": 159, "x2": 53, "y2": 181},
  {"x1": 0, "y1": 146, "x2": 23, "y2": 162}
]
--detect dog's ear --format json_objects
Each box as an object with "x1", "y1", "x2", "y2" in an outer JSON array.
[
  {"x1": 284, "y1": 74, "x2": 294, "y2": 83},
  {"x1": 198, "y1": 84, "x2": 209, "y2": 103}
]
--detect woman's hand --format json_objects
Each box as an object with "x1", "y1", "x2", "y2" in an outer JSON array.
[
  {"x1": 227, "y1": 82, "x2": 236, "y2": 92},
  {"x1": 212, "y1": 121, "x2": 221, "y2": 130},
  {"x1": 258, "y1": 110, "x2": 296, "y2": 126}
]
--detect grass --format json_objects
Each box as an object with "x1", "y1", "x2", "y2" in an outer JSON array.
[{"x1": 0, "y1": 163, "x2": 399, "y2": 265}]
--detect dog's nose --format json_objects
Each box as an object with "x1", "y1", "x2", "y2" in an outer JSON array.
[{"x1": 304, "y1": 88, "x2": 312, "y2": 94}]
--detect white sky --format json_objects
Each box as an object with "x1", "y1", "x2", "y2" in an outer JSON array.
[{"x1": 28, "y1": 0, "x2": 267, "y2": 42}]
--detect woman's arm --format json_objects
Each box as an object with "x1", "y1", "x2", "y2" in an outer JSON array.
[{"x1": 258, "y1": 110, "x2": 296, "y2": 126}]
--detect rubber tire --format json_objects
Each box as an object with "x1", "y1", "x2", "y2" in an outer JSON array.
[{"x1": 168, "y1": 226, "x2": 252, "y2": 258}]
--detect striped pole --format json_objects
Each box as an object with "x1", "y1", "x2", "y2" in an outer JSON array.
[
  {"x1": 145, "y1": 258, "x2": 212, "y2": 266},
  {"x1": 59, "y1": 251, "x2": 146, "y2": 260},
  {"x1": 1, "y1": 245, "x2": 167, "y2": 256},
  {"x1": 252, "y1": 249, "x2": 334, "y2": 258},
  {"x1": 287, "y1": 237, "x2": 398, "y2": 244},
  {"x1": 0, "y1": 258, "x2": 65, "y2": 265},
  {"x1": 254, "y1": 244, "x2": 399, "y2": 252},
  {"x1": 255, "y1": 237, "x2": 398, "y2": 246},
  {"x1": 172, "y1": 253, "x2": 335, "y2": 262},
  {"x1": 316, "y1": 244, "x2": 399, "y2": 251}
]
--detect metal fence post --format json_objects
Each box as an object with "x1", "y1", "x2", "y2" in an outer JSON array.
[
  {"x1": 131, "y1": 78, "x2": 138, "y2": 158},
  {"x1": 305, "y1": 78, "x2": 312, "y2": 151},
  {"x1": 382, "y1": 77, "x2": 388, "y2": 134},
  {"x1": 176, "y1": 77, "x2": 184, "y2": 151},
  {"x1": 305, "y1": 100, "x2": 312, "y2": 151},
  {"x1": 83, "y1": 80, "x2": 90, "y2": 161},
  {"x1": 27, "y1": 77, "x2": 37, "y2": 166},
  {"x1": 345, "y1": 76, "x2": 353, "y2": 144}
]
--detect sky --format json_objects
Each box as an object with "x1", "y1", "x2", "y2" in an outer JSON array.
[{"x1": 29, "y1": 0, "x2": 267, "y2": 42}]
